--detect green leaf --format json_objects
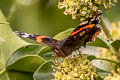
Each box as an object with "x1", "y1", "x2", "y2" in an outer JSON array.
[
  {"x1": 53, "y1": 28, "x2": 74, "y2": 39},
  {"x1": 7, "y1": 55, "x2": 45, "y2": 72},
  {"x1": 87, "y1": 55, "x2": 96, "y2": 61},
  {"x1": 100, "y1": 16, "x2": 113, "y2": 40},
  {"x1": 88, "y1": 38, "x2": 109, "y2": 49},
  {"x1": 33, "y1": 61, "x2": 53, "y2": 80},
  {"x1": 6, "y1": 45, "x2": 43, "y2": 67},
  {"x1": 96, "y1": 76, "x2": 103, "y2": 80},
  {"x1": 87, "y1": 54, "x2": 116, "y2": 72},
  {"x1": 111, "y1": 39, "x2": 120, "y2": 51},
  {"x1": 2, "y1": 44, "x2": 45, "y2": 79},
  {"x1": 38, "y1": 46, "x2": 51, "y2": 55},
  {"x1": 7, "y1": 70, "x2": 33, "y2": 80},
  {"x1": 96, "y1": 67, "x2": 110, "y2": 78},
  {"x1": 96, "y1": 67, "x2": 110, "y2": 79},
  {"x1": 0, "y1": 9, "x2": 29, "y2": 68},
  {"x1": 0, "y1": 9, "x2": 30, "y2": 79},
  {"x1": 92, "y1": 59, "x2": 115, "y2": 72},
  {"x1": 38, "y1": 46, "x2": 55, "y2": 60}
]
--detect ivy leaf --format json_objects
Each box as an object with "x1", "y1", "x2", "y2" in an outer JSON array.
[
  {"x1": 111, "y1": 39, "x2": 120, "y2": 51},
  {"x1": 87, "y1": 55, "x2": 97, "y2": 61},
  {"x1": 38, "y1": 46, "x2": 55, "y2": 60},
  {"x1": 87, "y1": 55, "x2": 116, "y2": 72},
  {"x1": 88, "y1": 37, "x2": 109, "y2": 49},
  {"x1": 0, "y1": 9, "x2": 30, "y2": 80},
  {"x1": 53, "y1": 28, "x2": 74, "y2": 39},
  {"x1": 6, "y1": 45, "x2": 43, "y2": 66},
  {"x1": 7, "y1": 55, "x2": 45, "y2": 72},
  {"x1": 7, "y1": 70, "x2": 33, "y2": 80},
  {"x1": 96, "y1": 76, "x2": 103, "y2": 80},
  {"x1": 96, "y1": 67, "x2": 110, "y2": 79},
  {"x1": 33, "y1": 61, "x2": 53, "y2": 80},
  {"x1": 5, "y1": 45, "x2": 45, "y2": 73}
]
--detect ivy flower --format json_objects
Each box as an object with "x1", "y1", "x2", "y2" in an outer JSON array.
[
  {"x1": 58, "y1": 0, "x2": 118, "y2": 21},
  {"x1": 104, "y1": 70, "x2": 120, "y2": 80},
  {"x1": 52, "y1": 55, "x2": 98, "y2": 80},
  {"x1": 111, "y1": 22, "x2": 120, "y2": 40}
]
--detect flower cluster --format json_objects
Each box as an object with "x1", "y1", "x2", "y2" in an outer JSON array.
[
  {"x1": 97, "y1": 21, "x2": 120, "y2": 62},
  {"x1": 104, "y1": 70, "x2": 120, "y2": 80},
  {"x1": 98, "y1": 48, "x2": 118, "y2": 62},
  {"x1": 52, "y1": 55, "x2": 98, "y2": 80},
  {"x1": 58, "y1": 0, "x2": 118, "y2": 21},
  {"x1": 111, "y1": 21, "x2": 120, "y2": 40}
]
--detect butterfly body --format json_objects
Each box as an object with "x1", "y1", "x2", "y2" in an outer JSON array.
[{"x1": 14, "y1": 10, "x2": 102, "y2": 57}]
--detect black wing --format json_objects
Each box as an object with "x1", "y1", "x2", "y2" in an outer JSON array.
[{"x1": 59, "y1": 10, "x2": 102, "y2": 56}]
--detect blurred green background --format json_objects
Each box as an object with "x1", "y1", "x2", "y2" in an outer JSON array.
[{"x1": 0, "y1": 0, "x2": 120, "y2": 37}]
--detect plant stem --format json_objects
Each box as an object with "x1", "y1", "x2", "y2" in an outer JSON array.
[
  {"x1": 96, "y1": 57, "x2": 119, "y2": 64},
  {"x1": 100, "y1": 17, "x2": 120, "y2": 62},
  {"x1": 100, "y1": 17, "x2": 112, "y2": 40},
  {"x1": 0, "y1": 68, "x2": 6, "y2": 76}
]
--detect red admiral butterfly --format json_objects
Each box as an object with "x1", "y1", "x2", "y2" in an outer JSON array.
[{"x1": 14, "y1": 10, "x2": 102, "y2": 57}]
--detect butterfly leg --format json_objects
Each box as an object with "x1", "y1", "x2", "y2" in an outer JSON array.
[{"x1": 77, "y1": 50, "x2": 82, "y2": 57}]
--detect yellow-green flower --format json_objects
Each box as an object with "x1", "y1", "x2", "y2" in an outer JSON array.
[
  {"x1": 58, "y1": 0, "x2": 118, "y2": 21},
  {"x1": 52, "y1": 55, "x2": 98, "y2": 80},
  {"x1": 111, "y1": 22, "x2": 120, "y2": 40},
  {"x1": 98, "y1": 48, "x2": 118, "y2": 62},
  {"x1": 104, "y1": 71, "x2": 120, "y2": 80},
  {"x1": 97, "y1": 21, "x2": 120, "y2": 62}
]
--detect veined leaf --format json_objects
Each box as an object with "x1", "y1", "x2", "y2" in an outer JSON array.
[
  {"x1": 7, "y1": 70, "x2": 33, "y2": 80},
  {"x1": 33, "y1": 61, "x2": 53, "y2": 80},
  {"x1": 0, "y1": 9, "x2": 30, "y2": 80},
  {"x1": 88, "y1": 37, "x2": 109, "y2": 49},
  {"x1": 7, "y1": 55, "x2": 45, "y2": 72},
  {"x1": 6, "y1": 45, "x2": 43, "y2": 67},
  {"x1": 111, "y1": 39, "x2": 120, "y2": 51},
  {"x1": 53, "y1": 28, "x2": 74, "y2": 39},
  {"x1": 38, "y1": 46, "x2": 54, "y2": 60}
]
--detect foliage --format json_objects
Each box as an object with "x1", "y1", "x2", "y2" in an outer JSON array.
[{"x1": 0, "y1": 0, "x2": 120, "y2": 80}]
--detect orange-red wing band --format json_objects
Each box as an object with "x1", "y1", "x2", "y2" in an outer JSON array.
[
  {"x1": 91, "y1": 28, "x2": 101, "y2": 41},
  {"x1": 70, "y1": 24, "x2": 95, "y2": 36},
  {"x1": 35, "y1": 36, "x2": 48, "y2": 43}
]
